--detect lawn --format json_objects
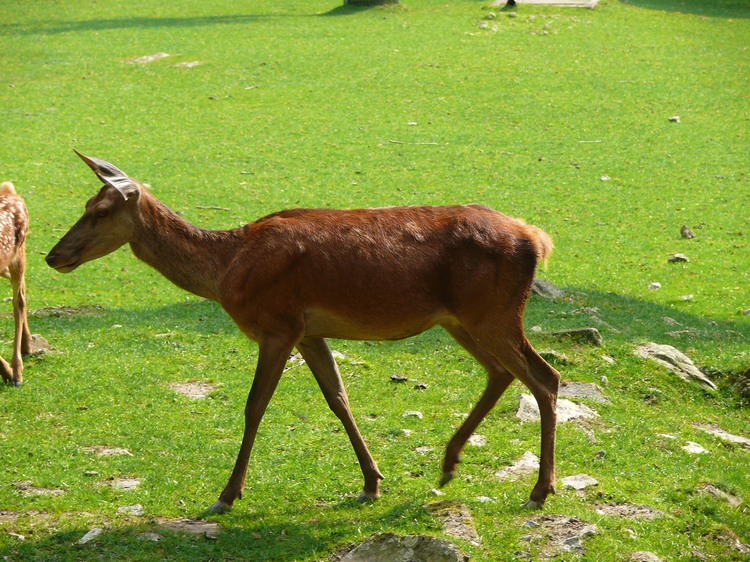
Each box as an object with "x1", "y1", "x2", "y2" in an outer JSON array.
[{"x1": 0, "y1": 0, "x2": 748, "y2": 560}]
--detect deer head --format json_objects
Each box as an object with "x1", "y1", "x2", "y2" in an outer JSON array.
[{"x1": 45, "y1": 151, "x2": 143, "y2": 272}]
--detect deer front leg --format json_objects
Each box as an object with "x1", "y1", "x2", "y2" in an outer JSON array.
[
  {"x1": 0, "y1": 357, "x2": 14, "y2": 385},
  {"x1": 296, "y1": 337, "x2": 384, "y2": 500},
  {"x1": 208, "y1": 336, "x2": 295, "y2": 514}
]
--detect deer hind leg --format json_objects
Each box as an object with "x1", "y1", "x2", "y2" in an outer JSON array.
[
  {"x1": 440, "y1": 323, "x2": 515, "y2": 487},
  {"x1": 478, "y1": 331, "x2": 560, "y2": 509},
  {"x1": 11, "y1": 264, "x2": 32, "y2": 384},
  {"x1": 209, "y1": 335, "x2": 296, "y2": 514},
  {"x1": 296, "y1": 337, "x2": 384, "y2": 500}
]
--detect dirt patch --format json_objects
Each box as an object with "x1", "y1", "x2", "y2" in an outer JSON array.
[
  {"x1": 82, "y1": 445, "x2": 133, "y2": 457},
  {"x1": 158, "y1": 518, "x2": 219, "y2": 539},
  {"x1": 29, "y1": 305, "x2": 104, "y2": 317},
  {"x1": 12, "y1": 481, "x2": 65, "y2": 497},
  {"x1": 169, "y1": 380, "x2": 218, "y2": 399},
  {"x1": 520, "y1": 514, "x2": 597, "y2": 558},
  {"x1": 595, "y1": 503, "x2": 664, "y2": 520},
  {"x1": 108, "y1": 477, "x2": 140, "y2": 490}
]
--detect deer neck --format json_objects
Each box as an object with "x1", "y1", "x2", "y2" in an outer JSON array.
[{"x1": 129, "y1": 191, "x2": 240, "y2": 301}]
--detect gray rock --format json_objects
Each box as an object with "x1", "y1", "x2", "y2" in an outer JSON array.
[
  {"x1": 496, "y1": 451, "x2": 539, "y2": 481},
  {"x1": 694, "y1": 423, "x2": 750, "y2": 450},
  {"x1": 517, "y1": 394, "x2": 598, "y2": 423},
  {"x1": 697, "y1": 484, "x2": 742, "y2": 507},
  {"x1": 635, "y1": 343, "x2": 716, "y2": 390},
  {"x1": 559, "y1": 381, "x2": 610, "y2": 404},
  {"x1": 549, "y1": 328, "x2": 603, "y2": 346},
  {"x1": 532, "y1": 279, "x2": 565, "y2": 299},
  {"x1": 334, "y1": 533, "x2": 468, "y2": 562},
  {"x1": 562, "y1": 474, "x2": 599, "y2": 491},
  {"x1": 680, "y1": 225, "x2": 695, "y2": 239},
  {"x1": 425, "y1": 501, "x2": 481, "y2": 545},
  {"x1": 631, "y1": 553, "x2": 663, "y2": 562}
]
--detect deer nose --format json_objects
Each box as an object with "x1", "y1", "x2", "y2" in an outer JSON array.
[{"x1": 45, "y1": 252, "x2": 58, "y2": 267}]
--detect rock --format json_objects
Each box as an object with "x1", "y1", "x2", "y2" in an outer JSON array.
[
  {"x1": 532, "y1": 279, "x2": 565, "y2": 299},
  {"x1": 635, "y1": 343, "x2": 717, "y2": 390},
  {"x1": 694, "y1": 424, "x2": 750, "y2": 450},
  {"x1": 117, "y1": 504, "x2": 144, "y2": 516},
  {"x1": 668, "y1": 253, "x2": 689, "y2": 263},
  {"x1": 29, "y1": 334, "x2": 54, "y2": 356},
  {"x1": 540, "y1": 350, "x2": 570, "y2": 365},
  {"x1": 125, "y1": 53, "x2": 170, "y2": 64},
  {"x1": 517, "y1": 394, "x2": 598, "y2": 423},
  {"x1": 109, "y1": 477, "x2": 141, "y2": 490},
  {"x1": 425, "y1": 501, "x2": 481, "y2": 545},
  {"x1": 467, "y1": 434, "x2": 486, "y2": 447},
  {"x1": 648, "y1": 282, "x2": 661, "y2": 290},
  {"x1": 681, "y1": 225, "x2": 695, "y2": 239},
  {"x1": 333, "y1": 533, "x2": 468, "y2": 562},
  {"x1": 403, "y1": 411, "x2": 423, "y2": 420},
  {"x1": 138, "y1": 532, "x2": 162, "y2": 542},
  {"x1": 669, "y1": 115, "x2": 681, "y2": 122},
  {"x1": 562, "y1": 474, "x2": 598, "y2": 491},
  {"x1": 161, "y1": 518, "x2": 220, "y2": 540},
  {"x1": 697, "y1": 484, "x2": 742, "y2": 507},
  {"x1": 631, "y1": 552, "x2": 663, "y2": 562},
  {"x1": 496, "y1": 451, "x2": 539, "y2": 481},
  {"x1": 548, "y1": 328, "x2": 603, "y2": 346},
  {"x1": 683, "y1": 441, "x2": 707, "y2": 454},
  {"x1": 76, "y1": 528, "x2": 103, "y2": 545},
  {"x1": 390, "y1": 374, "x2": 408, "y2": 383},
  {"x1": 559, "y1": 381, "x2": 610, "y2": 404}
]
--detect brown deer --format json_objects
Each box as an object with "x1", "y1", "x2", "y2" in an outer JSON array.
[
  {"x1": 0, "y1": 181, "x2": 32, "y2": 387},
  {"x1": 46, "y1": 152, "x2": 561, "y2": 513}
]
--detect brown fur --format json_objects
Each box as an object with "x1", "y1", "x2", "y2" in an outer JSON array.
[
  {"x1": 0, "y1": 182, "x2": 32, "y2": 386},
  {"x1": 46, "y1": 154, "x2": 561, "y2": 512}
]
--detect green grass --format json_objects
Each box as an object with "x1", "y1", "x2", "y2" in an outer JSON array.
[{"x1": 1, "y1": 0, "x2": 748, "y2": 560}]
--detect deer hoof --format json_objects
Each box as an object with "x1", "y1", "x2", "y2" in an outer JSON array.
[
  {"x1": 205, "y1": 500, "x2": 231, "y2": 515},
  {"x1": 439, "y1": 471, "x2": 455, "y2": 487},
  {"x1": 357, "y1": 490, "x2": 379, "y2": 503},
  {"x1": 522, "y1": 499, "x2": 544, "y2": 510}
]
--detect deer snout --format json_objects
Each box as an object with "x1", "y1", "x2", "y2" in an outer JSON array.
[{"x1": 45, "y1": 250, "x2": 78, "y2": 273}]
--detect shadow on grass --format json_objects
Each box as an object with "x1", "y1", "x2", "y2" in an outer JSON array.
[
  {"x1": 0, "y1": 14, "x2": 286, "y2": 36},
  {"x1": 21, "y1": 283, "x2": 748, "y2": 390},
  {"x1": 621, "y1": 0, "x2": 750, "y2": 18},
  {"x1": 0, "y1": 501, "x2": 436, "y2": 561},
  {"x1": 0, "y1": 4, "x2": 397, "y2": 37}
]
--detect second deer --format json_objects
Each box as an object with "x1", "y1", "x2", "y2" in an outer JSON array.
[
  {"x1": 46, "y1": 152, "x2": 561, "y2": 513},
  {"x1": 0, "y1": 181, "x2": 32, "y2": 386}
]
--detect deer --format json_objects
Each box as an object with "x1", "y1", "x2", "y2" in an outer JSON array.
[
  {"x1": 45, "y1": 151, "x2": 561, "y2": 514},
  {"x1": 0, "y1": 181, "x2": 32, "y2": 387}
]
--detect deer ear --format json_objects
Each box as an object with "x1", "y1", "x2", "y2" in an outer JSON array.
[{"x1": 74, "y1": 150, "x2": 141, "y2": 201}]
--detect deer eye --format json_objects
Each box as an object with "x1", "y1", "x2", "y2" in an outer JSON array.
[{"x1": 94, "y1": 208, "x2": 109, "y2": 219}]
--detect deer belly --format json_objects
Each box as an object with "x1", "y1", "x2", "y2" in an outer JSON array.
[{"x1": 302, "y1": 308, "x2": 447, "y2": 341}]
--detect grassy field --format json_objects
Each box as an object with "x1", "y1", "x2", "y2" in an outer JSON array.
[{"x1": 0, "y1": 0, "x2": 748, "y2": 560}]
